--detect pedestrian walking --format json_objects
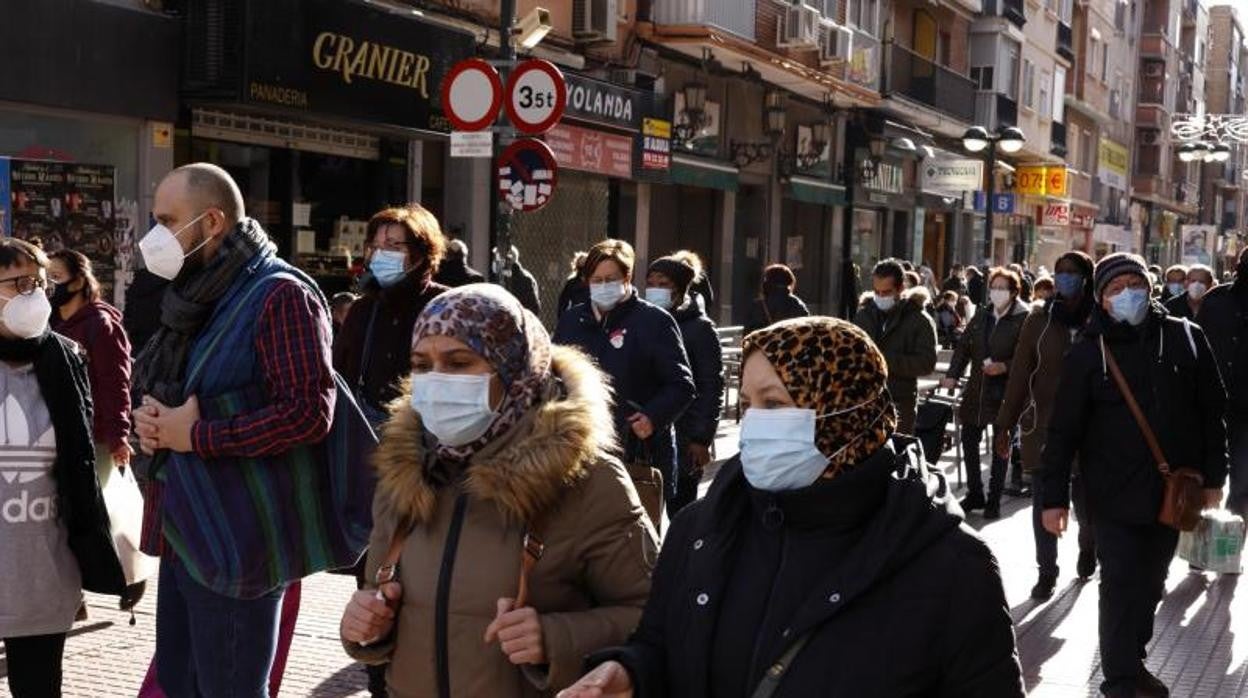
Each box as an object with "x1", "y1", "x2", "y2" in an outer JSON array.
[
  {"x1": 966, "y1": 265, "x2": 987, "y2": 306},
  {"x1": 0, "y1": 237, "x2": 125, "y2": 698},
  {"x1": 560, "y1": 316, "x2": 1024, "y2": 698},
  {"x1": 556, "y1": 251, "x2": 589, "y2": 322},
  {"x1": 1164, "y1": 263, "x2": 1215, "y2": 320},
  {"x1": 1032, "y1": 275, "x2": 1054, "y2": 304},
  {"x1": 941, "y1": 267, "x2": 1029, "y2": 520},
  {"x1": 942, "y1": 263, "x2": 968, "y2": 296},
  {"x1": 334, "y1": 205, "x2": 448, "y2": 426},
  {"x1": 1196, "y1": 247, "x2": 1248, "y2": 516},
  {"x1": 934, "y1": 290, "x2": 964, "y2": 349},
  {"x1": 340, "y1": 284, "x2": 657, "y2": 697},
  {"x1": 672, "y1": 249, "x2": 715, "y2": 315},
  {"x1": 994, "y1": 251, "x2": 1098, "y2": 599},
  {"x1": 554, "y1": 240, "x2": 694, "y2": 527},
  {"x1": 131, "y1": 163, "x2": 363, "y2": 697},
  {"x1": 1042, "y1": 252, "x2": 1227, "y2": 698},
  {"x1": 1160, "y1": 264, "x2": 1188, "y2": 304},
  {"x1": 433, "y1": 239, "x2": 486, "y2": 288},
  {"x1": 494, "y1": 245, "x2": 542, "y2": 316},
  {"x1": 645, "y1": 255, "x2": 724, "y2": 514},
  {"x1": 854, "y1": 259, "x2": 938, "y2": 434},
  {"x1": 743, "y1": 263, "x2": 809, "y2": 334}
]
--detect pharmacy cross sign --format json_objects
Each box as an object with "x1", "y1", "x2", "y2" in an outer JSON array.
[
  {"x1": 497, "y1": 138, "x2": 558, "y2": 212},
  {"x1": 1171, "y1": 114, "x2": 1248, "y2": 143}
]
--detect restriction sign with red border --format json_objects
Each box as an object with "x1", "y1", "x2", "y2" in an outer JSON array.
[
  {"x1": 441, "y1": 58, "x2": 504, "y2": 132},
  {"x1": 497, "y1": 139, "x2": 558, "y2": 212},
  {"x1": 505, "y1": 59, "x2": 567, "y2": 135}
]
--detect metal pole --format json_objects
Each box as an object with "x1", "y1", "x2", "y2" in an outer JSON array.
[
  {"x1": 984, "y1": 143, "x2": 995, "y2": 263},
  {"x1": 492, "y1": 0, "x2": 516, "y2": 285}
]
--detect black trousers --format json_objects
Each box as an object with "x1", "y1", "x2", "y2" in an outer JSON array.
[
  {"x1": 3, "y1": 632, "x2": 67, "y2": 697},
  {"x1": 961, "y1": 423, "x2": 1007, "y2": 500},
  {"x1": 1093, "y1": 519, "x2": 1178, "y2": 696},
  {"x1": 667, "y1": 438, "x2": 704, "y2": 516},
  {"x1": 1032, "y1": 471, "x2": 1096, "y2": 577}
]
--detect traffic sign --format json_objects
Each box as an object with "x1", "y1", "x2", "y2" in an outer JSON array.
[
  {"x1": 505, "y1": 59, "x2": 567, "y2": 135},
  {"x1": 441, "y1": 58, "x2": 503, "y2": 132},
  {"x1": 497, "y1": 139, "x2": 558, "y2": 212}
]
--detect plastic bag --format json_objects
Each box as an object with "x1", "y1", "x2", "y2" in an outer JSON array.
[
  {"x1": 1177, "y1": 510, "x2": 1246, "y2": 574},
  {"x1": 99, "y1": 462, "x2": 160, "y2": 584}
]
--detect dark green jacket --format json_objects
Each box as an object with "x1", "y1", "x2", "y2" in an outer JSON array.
[
  {"x1": 946, "y1": 298, "x2": 1030, "y2": 427},
  {"x1": 853, "y1": 288, "x2": 939, "y2": 406}
]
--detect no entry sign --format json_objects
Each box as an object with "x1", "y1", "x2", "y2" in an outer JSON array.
[
  {"x1": 497, "y1": 139, "x2": 558, "y2": 212},
  {"x1": 441, "y1": 58, "x2": 503, "y2": 132},
  {"x1": 506, "y1": 59, "x2": 567, "y2": 135}
]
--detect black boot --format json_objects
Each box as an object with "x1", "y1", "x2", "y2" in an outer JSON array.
[
  {"x1": 1137, "y1": 667, "x2": 1170, "y2": 697},
  {"x1": 1077, "y1": 548, "x2": 1097, "y2": 580},
  {"x1": 960, "y1": 491, "x2": 986, "y2": 512},
  {"x1": 1030, "y1": 572, "x2": 1057, "y2": 601},
  {"x1": 983, "y1": 498, "x2": 1002, "y2": 519}
]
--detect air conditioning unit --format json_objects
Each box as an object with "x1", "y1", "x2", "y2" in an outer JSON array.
[
  {"x1": 573, "y1": 0, "x2": 618, "y2": 44},
  {"x1": 819, "y1": 23, "x2": 853, "y2": 66},
  {"x1": 1144, "y1": 62, "x2": 1164, "y2": 78},
  {"x1": 1140, "y1": 129, "x2": 1159, "y2": 145},
  {"x1": 778, "y1": 3, "x2": 821, "y2": 49}
]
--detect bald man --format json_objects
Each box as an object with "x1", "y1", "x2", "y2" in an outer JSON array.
[{"x1": 131, "y1": 163, "x2": 348, "y2": 697}]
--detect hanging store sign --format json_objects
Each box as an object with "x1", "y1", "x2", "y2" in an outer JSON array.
[
  {"x1": 235, "y1": 0, "x2": 475, "y2": 132},
  {"x1": 1014, "y1": 165, "x2": 1069, "y2": 197},
  {"x1": 497, "y1": 139, "x2": 558, "y2": 212},
  {"x1": 641, "y1": 118, "x2": 672, "y2": 171},
  {"x1": 1180, "y1": 224, "x2": 1216, "y2": 265},
  {"x1": 1098, "y1": 138, "x2": 1129, "y2": 189},
  {"x1": 920, "y1": 159, "x2": 983, "y2": 196},
  {"x1": 1046, "y1": 168, "x2": 1068, "y2": 198},
  {"x1": 545, "y1": 123, "x2": 633, "y2": 178},
  {"x1": 564, "y1": 74, "x2": 648, "y2": 131},
  {"x1": 1041, "y1": 202, "x2": 1071, "y2": 226},
  {"x1": 972, "y1": 191, "x2": 1015, "y2": 213}
]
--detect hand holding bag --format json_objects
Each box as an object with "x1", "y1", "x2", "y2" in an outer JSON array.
[
  {"x1": 1101, "y1": 337, "x2": 1205, "y2": 532},
  {"x1": 98, "y1": 462, "x2": 159, "y2": 585}
]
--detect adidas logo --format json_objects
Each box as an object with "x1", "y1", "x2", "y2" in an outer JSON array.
[
  {"x1": 2, "y1": 489, "x2": 56, "y2": 523},
  {"x1": 0, "y1": 393, "x2": 56, "y2": 486}
]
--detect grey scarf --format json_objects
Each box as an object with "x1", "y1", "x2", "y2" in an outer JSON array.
[{"x1": 134, "y1": 218, "x2": 275, "y2": 406}]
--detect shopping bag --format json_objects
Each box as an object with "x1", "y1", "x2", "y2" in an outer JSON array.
[
  {"x1": 1176, "y1": 510, "x2": 1246, "y2": 574},
  {"x1": 99, "y1": 462, "x2": 160, "y2": 585}
]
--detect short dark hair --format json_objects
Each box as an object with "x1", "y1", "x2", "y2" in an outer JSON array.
[
  {"x1": 48, "y1": 249, "x2": 101, "y2": 302},
  {"x1": 872, "y1": 259, "x2": 905, "y2": 288},
  {"x1": 761, "y1": 263, "x2": 797, "y2": 293},
  {"x1": 0, "y1": 237, "x2": 48, "y2": 270},
  {"x1": 1033, "y1": 276, "x2": 1055, "y2": 294},
  {"x1": 904, "y1": 271, "x2": 921, "y2": 288}
]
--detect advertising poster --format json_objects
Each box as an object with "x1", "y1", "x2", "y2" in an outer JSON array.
[
  {"x1": 7, "y1": 159, "x2": 118, "y2": 298},
  {"x1": 1180, "y1": 224, "x2": 1216, "y2": 266}
]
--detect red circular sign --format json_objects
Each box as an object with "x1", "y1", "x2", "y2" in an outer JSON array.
[
  {"x1": 441, "y1": 58, "x2": 503, "y2": 132},
  {"x1": 497, "y1": 139, "x2": 559, "y2": 212},
  {"x1": 505, "y1": 59, "x2": 567, "y2": 135}
]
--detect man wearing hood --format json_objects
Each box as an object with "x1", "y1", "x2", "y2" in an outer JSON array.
[
  {"x1": 1196, "y1": 247, "x2": 1248, "y2": 516},
  {"x1": 1041, "y1": 253, "x2": 1227, "y2": 698},
  {"x1": 854, "y1": 259, "x2": 938, "y2": 435}
]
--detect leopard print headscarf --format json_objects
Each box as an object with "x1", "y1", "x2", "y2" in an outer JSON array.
[{"x1": 742, "y1": 316, "x2": 897, "y2": 478}]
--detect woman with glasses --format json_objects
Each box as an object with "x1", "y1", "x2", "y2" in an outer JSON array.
[{"x1": 0, "y1": 238, "x2": 125, "y2": 697}]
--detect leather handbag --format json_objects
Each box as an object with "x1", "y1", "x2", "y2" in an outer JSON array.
[
  {"x1": 624, "y1": 434, "x2": 665, "y2": 534},
  {"x1": 1101, "y1": 338, "x2": 1205, "y2": 532}
]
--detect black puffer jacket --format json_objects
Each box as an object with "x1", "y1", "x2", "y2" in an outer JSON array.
[
  {"x1": 1196, "y1": 280, "x2": 1248, "y2": 415},
  {"x1": 1043, "y1": 305, "x2": 1228, "y2": 523},
  {"x1": 589, "y1": 437, "x2": 1024, "y2": 698},
  {"x1": 743, "y1": 291, "x2": 809, "y2": 334},
  {"x1": 946, "y1": 298, "x2": 1030, "y2": 426},
  {"x1": 671, "y1": 302, "x2": 723, "y2": 446}
]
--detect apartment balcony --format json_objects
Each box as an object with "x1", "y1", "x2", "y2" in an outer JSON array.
[
  {"x1": 1057, "y1": 22, "x2": 1075, "y2": 62},
  {"x1": 981, "y1": 0, "x2": 1027, "y2": 27},
  {"x1": 650, "y1": 0, "x2": 755, "y2": 41},
  {"x1": 975, "y1": 91, "x2": 1019, "y2": 129},
  {"x1": 1138, "y1": 77, "x2": 1166, "y2": 107},
  {"x1": 1140, "y1": 34, "x2": 1172, "y2": 61},
  {"x1": 1050, "y1": 121, "x2": 1068, "y2": 157},
  {"x1": 885, "y1": 42, "x2": 976, "y2": 122}
]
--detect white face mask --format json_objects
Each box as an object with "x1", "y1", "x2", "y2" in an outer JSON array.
[
  {"x1": 989, "y1": 289, "x2": 1012, "y2": 310},
  {"x1": 644, "y1": 287, "x2": 674, "y2": 310},
  {"x1": 873, "y1": 293, "x2": 896, "y2": 312},
  {"x1": 1187, "y1": 281, "x2": 1208, "y2": 299},
  {"x1": 409, "y1": 372, "x2": 497, "y2": 447},
  {"x1": 738, "y1": 398, "x2": 879, "y2": 492},
  {"x1": 139, "y1": 212, "x2": 210, "y2": 281},
  {"x1": 590, "y1": 281, "x2": 627, "y2": 311},
  {"x1": 0, "y1": 290, "x2": 51, "y2": 339}
]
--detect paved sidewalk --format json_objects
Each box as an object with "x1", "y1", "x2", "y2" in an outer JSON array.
[{"x1": 4, "y1": 421, "x2": 1244, "y2": 696}]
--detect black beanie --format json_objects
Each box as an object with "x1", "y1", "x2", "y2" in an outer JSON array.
[{"x1": 648, "y1": 257, "x2": 696, "y2": 294}]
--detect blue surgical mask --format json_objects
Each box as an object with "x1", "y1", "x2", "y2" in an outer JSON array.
[
  {"x1": 590, "y1": 281, "x2": 627, "y2": 311},
  {"x1": 1054, "y1": 272, "x2": 1084, "y2": 299},
  {"x1": 370, "y1": 249, "x2": 408, "y2": 287},
  {"x1": 1166, "y1": 282, "x2": 1185, "y2": 297},
  {"x1": 409, "y1": 372, "x2": 497, "y2": 447},
  {"x1": 644, "y1": 287, "x2": 674, "y2": 310},
  {"x1": 739, "y1": 398, "x2": 880, "y2": 492},
  {"x1": 1107, "y1": 287, "x2": 1150, "y2": 326},
  {"x1": 873, "y1": 293, "x2": 896, "y2": 312}
]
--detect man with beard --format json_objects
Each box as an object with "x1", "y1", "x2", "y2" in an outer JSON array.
[
  {"x1": 1196, "y1": 247, "x2": 1248, "y2": 516},
  {"x1": 132, "y1": 164, "x2": 339, "y2": 697}
]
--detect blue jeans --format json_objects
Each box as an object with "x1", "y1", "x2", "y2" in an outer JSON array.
[{"x1": 156, "y1": 556, "x2": 286, "y2": 698}]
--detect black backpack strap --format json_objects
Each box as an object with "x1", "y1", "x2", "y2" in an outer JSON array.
[{"x1": 750, "y1": 631, "x2": 815, "y2": 698}]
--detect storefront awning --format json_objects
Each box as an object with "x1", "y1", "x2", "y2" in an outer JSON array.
[
  {"x1": 784, "y1": 176, "x2": 847, "y2": 207},
  {"x1": 671, "y1": 155, "x2": 739, "y2": 192}
]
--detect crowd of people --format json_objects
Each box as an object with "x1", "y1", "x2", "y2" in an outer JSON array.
[{"x1": 1, "y1": 161, "x2": 1244, "y2": 698}]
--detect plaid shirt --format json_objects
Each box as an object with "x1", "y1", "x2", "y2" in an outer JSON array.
[{"x1": 190, "y1": 280, "x2": 335, "y2": 457}]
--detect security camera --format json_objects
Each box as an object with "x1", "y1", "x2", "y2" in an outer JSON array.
[{"x1": 515, "y1": 7, "x2": 552, "y2": 50}]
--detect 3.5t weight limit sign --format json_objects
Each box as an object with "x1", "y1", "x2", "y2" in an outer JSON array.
[{"x1": 506, "y1": 59, "x2": 566, "y2": 135}]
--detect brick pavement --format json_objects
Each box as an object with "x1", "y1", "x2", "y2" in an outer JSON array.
[{"x1": 4, "y1": 422, "x2": 1244, "y2": 697}]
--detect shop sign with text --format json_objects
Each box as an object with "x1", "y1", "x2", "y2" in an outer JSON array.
[
  {"x1": 1098, "y1": 138, "x2": 1129, "y2": 190},
  {"x1": 921, "y1": 159, "x2": 982, "y2": 196},
  {"x1": 641, "y1": 118, "x2": 671, "y2": 171},
  {"x1": 564, "y1": 74, "x2": 652, "y2": 132},
  {"x1": 545, "y1": 124, "x2": 634, "y2": 179},
  {"x1": 1041, "y1": 202, "x2": 1071, "y2": 226},
  {"x1": 1015, "y1": 165, "x2": 1069, "y2": 197}
]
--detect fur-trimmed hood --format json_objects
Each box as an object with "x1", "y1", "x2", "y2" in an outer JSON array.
[{"x1": 372, "y1": 345, "x2": 617, "y2": 527}]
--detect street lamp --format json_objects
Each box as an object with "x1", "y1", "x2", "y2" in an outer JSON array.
[{"x1": 963, "y1": 125, "x2": 1027, "y2": 261}]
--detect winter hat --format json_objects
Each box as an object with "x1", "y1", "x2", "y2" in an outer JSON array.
[
  {"x1": 648, "y1": 256, "x2": 696, "y2": 294},
  {"x1": 1093, "y1": 252, "x2": 1149, "y2": 301},
  {"x1": 742, "y1": 317, "x2": 898, "y2": 479}
]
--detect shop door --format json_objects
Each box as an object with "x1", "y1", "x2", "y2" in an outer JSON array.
[
  {"x1": 923, "y1": 215, "x2": 946, "y2": 275},
  {"x1": 733, "y1": 185, "x2": 768, "y2": 325}
]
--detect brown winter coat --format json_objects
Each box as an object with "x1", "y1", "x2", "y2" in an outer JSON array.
[
  {"x1": 946, "y1": 298, "x2": 1030, "y2": 427},
  {"x1": 994, "y1": 303, "x2": 1082, "y2": 472},
  {"x1": 343, "y1": 346, "x2": 658, "y2": 698}
]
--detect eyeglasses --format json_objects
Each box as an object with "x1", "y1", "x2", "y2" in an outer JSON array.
[{"x1": 0, "y1": 275, "x2": 47, "y2": 296}]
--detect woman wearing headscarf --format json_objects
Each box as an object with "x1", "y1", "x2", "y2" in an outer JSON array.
[
  {"x1": 561, "y1": 317, "x2": 1023, "y2": 698},
  {"x1": 340, "y1": 284, "x2": 657, "y2": 697}
]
